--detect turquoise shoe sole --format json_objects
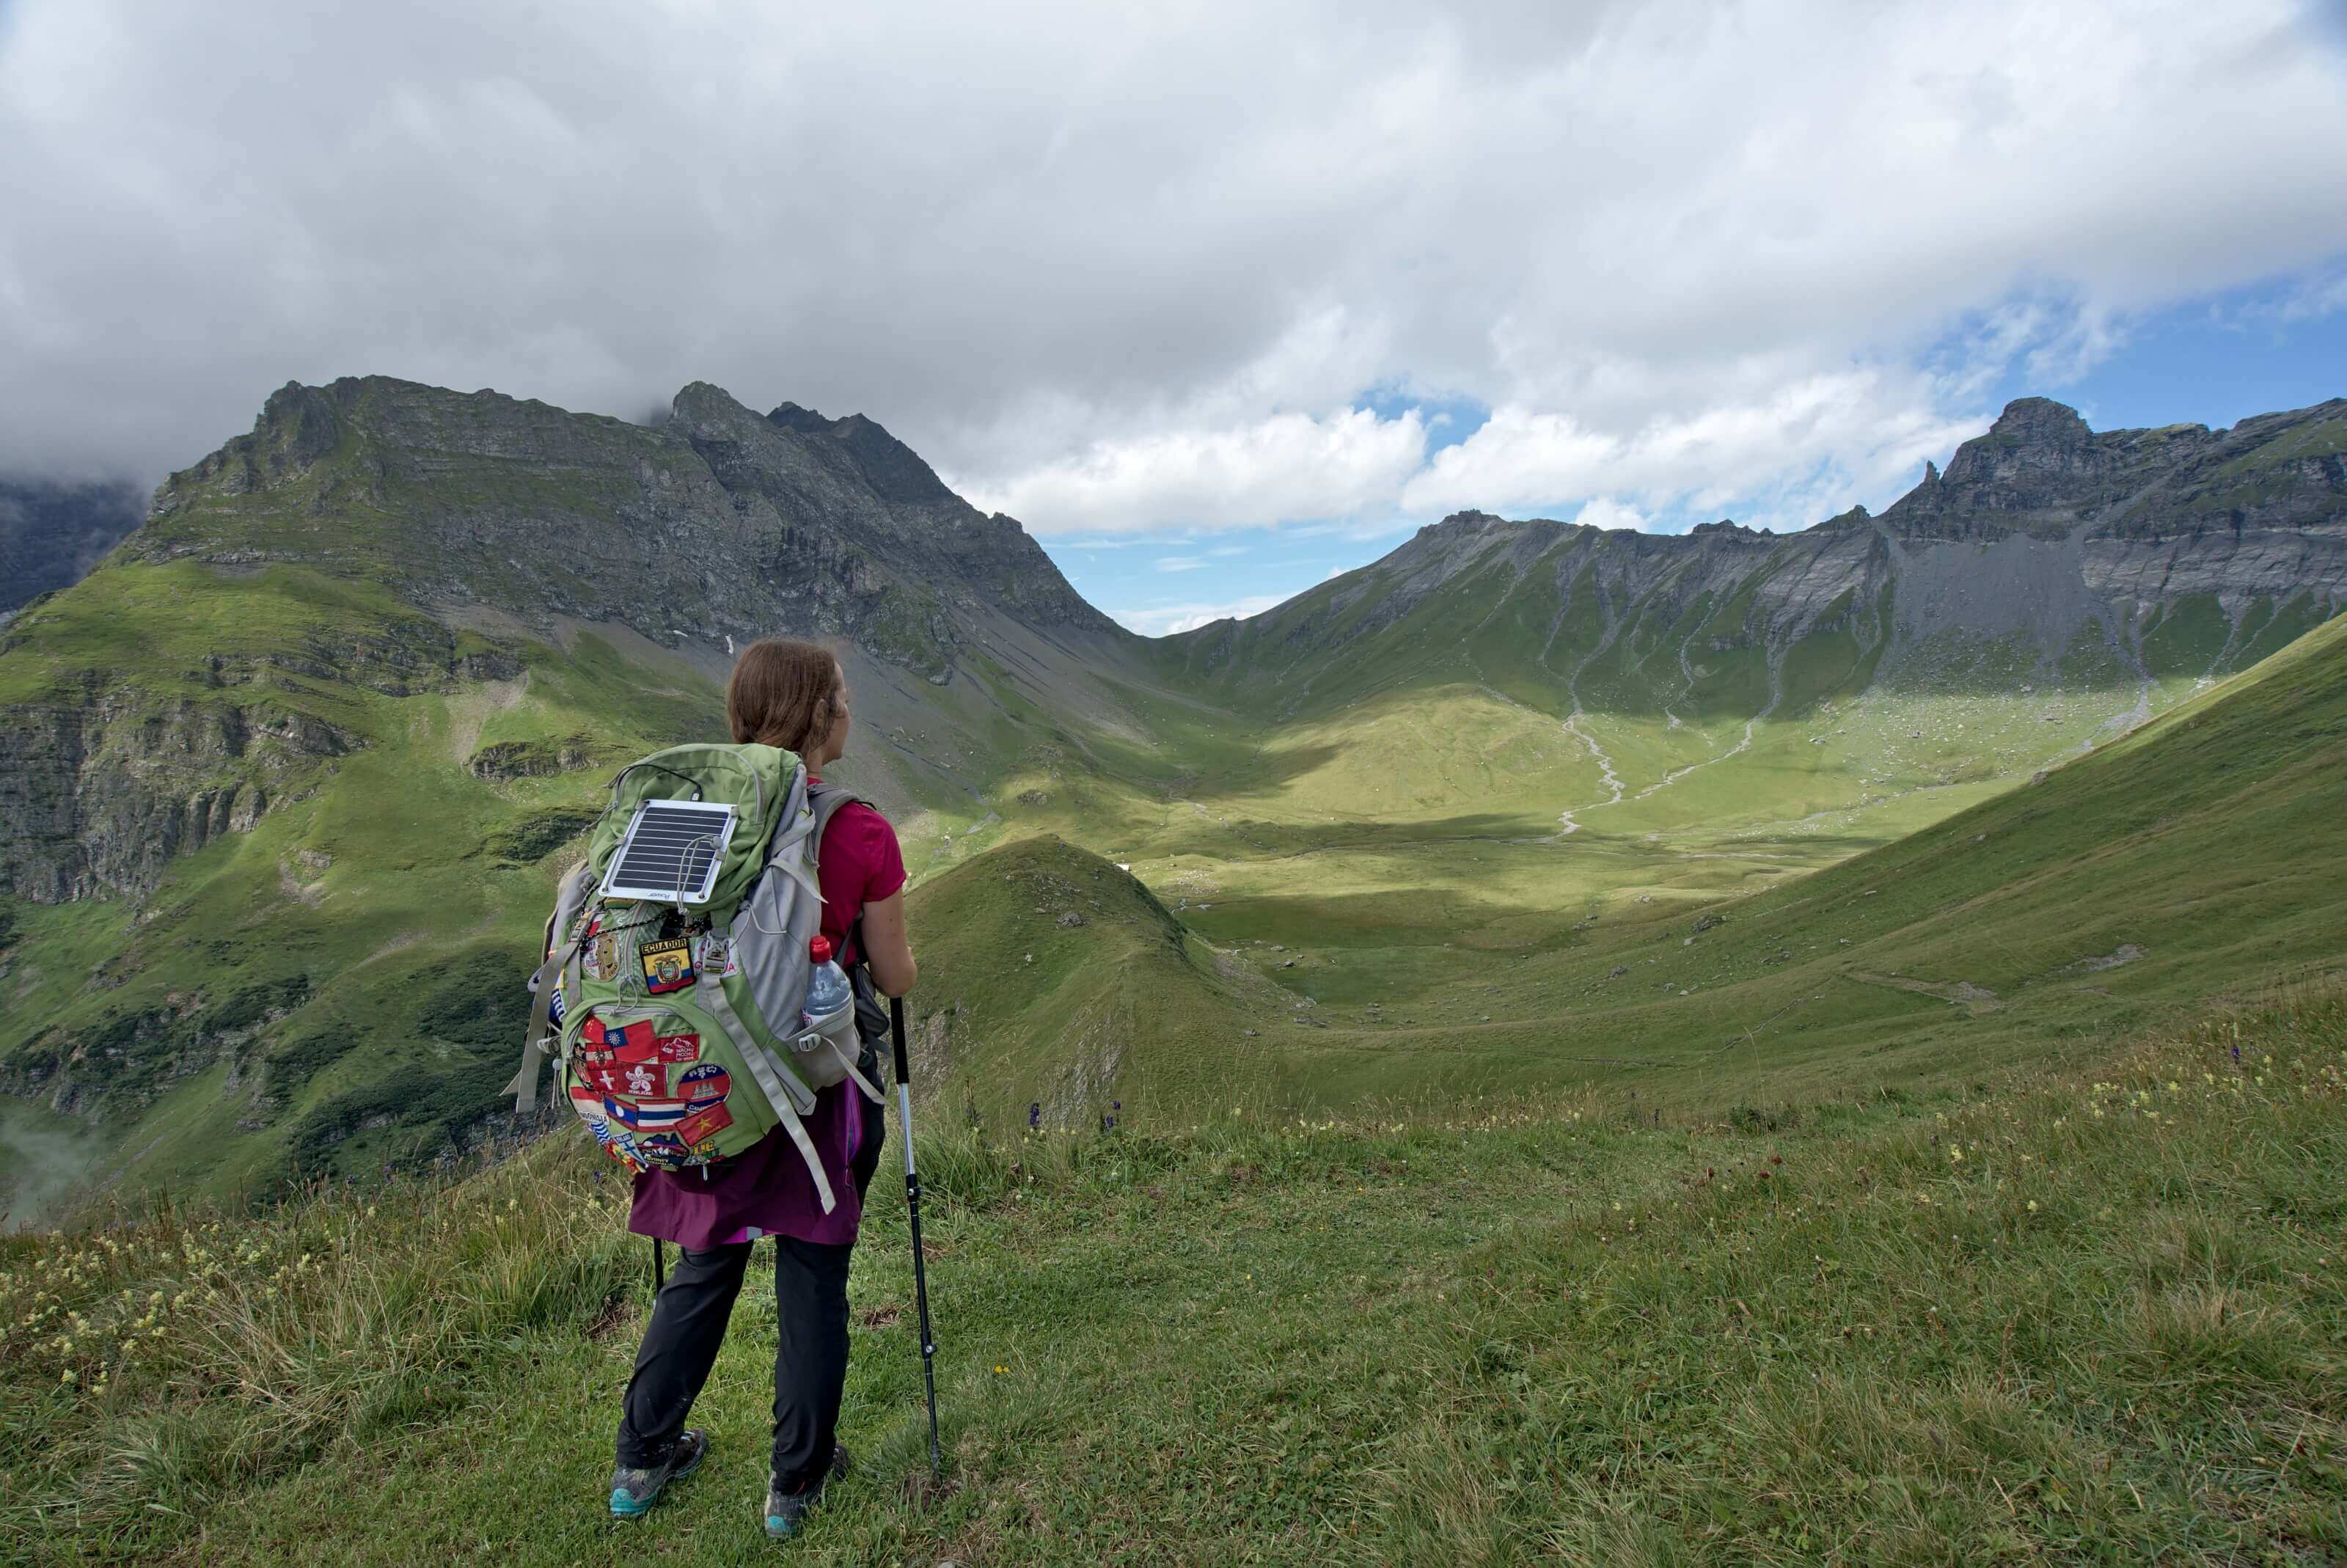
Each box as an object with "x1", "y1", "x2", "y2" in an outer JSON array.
[{"x1": 609, "y1": 1430, "x2": 708, "y2": 1518}]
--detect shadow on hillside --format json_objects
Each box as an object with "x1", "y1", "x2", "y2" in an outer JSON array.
[
  {"x1": 1142, "y1": 810, "x2": 1571, "y2": 861},
  {"x1": 1177, "y1": 882, "x2": 1593, "y2": 953},
  {"x1": 1125, "y1": 740, "x2": 1347, "y2": 805},
  {"x1": 1136, "y1": 809, "x2": 1900, "y2": 867}
]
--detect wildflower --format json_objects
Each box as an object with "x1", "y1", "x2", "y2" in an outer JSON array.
[
  {"x1": 2026, "y1": 1201, "x2": 2038, "y2": 1213},
  {"x1": 60, "y1": 1369, "x2": 76, "y2": 1386}
]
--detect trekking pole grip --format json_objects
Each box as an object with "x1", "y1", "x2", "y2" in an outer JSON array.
[{"x1": 890, "y1": 993, "x2": 913, "y2": 1087}]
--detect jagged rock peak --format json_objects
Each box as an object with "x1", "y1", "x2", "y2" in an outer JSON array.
[
  {"x1": 1421, "y1": 509, "x2": 1510, "y2": 536},
  {"x1": 764, "y1": 400, "x2": 953, "y2": 508}
]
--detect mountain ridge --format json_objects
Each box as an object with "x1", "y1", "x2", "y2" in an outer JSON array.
[
  {"x1": 2, "y1": 377, "x2": 2344, "y2": 1214},
  {"x1": 1159, "y1": 395, "x2": 2347, "y2": 724}
]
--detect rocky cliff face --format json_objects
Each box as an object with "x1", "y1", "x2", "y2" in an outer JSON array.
[
  {"x1": 133, "y1": 377, "x2": 1121, "y2": 675},
  {"x1": 4, "y1": 377, "x2": 1129, "y2": 904},
  {"x1": 1170, "y1": 397, "x2": 2347, "y2": 709}
]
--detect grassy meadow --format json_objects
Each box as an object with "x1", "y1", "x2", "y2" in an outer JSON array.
[{"x1": 4, "y1": 981, "x2": 2341, "y2": 1563}]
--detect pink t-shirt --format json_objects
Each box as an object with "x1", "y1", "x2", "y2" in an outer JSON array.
[{"x1": 627, "y1": 785, "x2": 905, "y2": 1249}]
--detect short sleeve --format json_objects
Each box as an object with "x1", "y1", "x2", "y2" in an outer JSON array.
[{"x1": 849, "y1": 806, "x2": 906, "y2": 904}]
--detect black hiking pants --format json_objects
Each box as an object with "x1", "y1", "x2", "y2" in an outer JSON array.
[{"x1": 615, "y1": 1234, "x2": 854, "y2": 1492}]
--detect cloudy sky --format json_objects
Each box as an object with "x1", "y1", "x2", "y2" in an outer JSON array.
[{"x1": 4, "y1": 0, "x2": 2345, "y2": 634}]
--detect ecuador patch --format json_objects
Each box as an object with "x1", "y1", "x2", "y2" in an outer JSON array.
[{"x1": 640, "y1": 939, "x2": 695, "y2": 994}]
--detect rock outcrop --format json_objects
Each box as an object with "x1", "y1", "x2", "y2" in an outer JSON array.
[{"x1": 133, "y1": 377, "x2": 1120, "y2": 671}]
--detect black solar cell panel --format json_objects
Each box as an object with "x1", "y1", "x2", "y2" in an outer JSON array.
[{"x1": 600, "y1": 799, "x2": 737, "y2": 904}]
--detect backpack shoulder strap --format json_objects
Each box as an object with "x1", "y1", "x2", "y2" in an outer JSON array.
[{"x1": 805, "y1": 780, "x2": 868, "y2": 843}]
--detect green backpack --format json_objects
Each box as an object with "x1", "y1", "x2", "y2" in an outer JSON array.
[{"x1": 504, "y1": 743, "x2": 882, "y2": 1213}]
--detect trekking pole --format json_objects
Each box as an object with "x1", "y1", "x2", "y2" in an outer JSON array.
[{"x1": 891, "y1": 997, "x2": 943, "y2": 1482}]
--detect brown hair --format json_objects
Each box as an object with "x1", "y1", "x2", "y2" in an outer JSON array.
[{"x1": 726, "y1": 637, "x2": 844, "y2": 756}]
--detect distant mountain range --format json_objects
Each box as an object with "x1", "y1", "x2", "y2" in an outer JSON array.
[
  {"x1": 1164, "y1": 395, "x2": 2347, "y2": 725},
  {"x1": 0, "y1": 376, "x2": 2340, "y2": 1213},
  {"x1": 0, "y1": 476, "x2": 146, "y2": 615}
]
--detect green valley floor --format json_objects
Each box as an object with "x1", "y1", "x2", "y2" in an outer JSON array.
[{"x1": 5, "y1": 983, "x2": 2343, "y2": 1564}]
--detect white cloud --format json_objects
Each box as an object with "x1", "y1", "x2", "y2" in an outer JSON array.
[
  {"x1": 1399, "y1": 371, "x2": 1979, "y2": 528},
  {"x1": 1154, "y1": 556, "x2": 1207, "y2": 572},
  {"x1": 956, "y1": 406, "x2": 1427, "y2": 537},
  {"x1": 0, "y1": 0, "x2": 2341, "y2": 552},
  {"x1": 1573, "y1": 497, "x2": 1648, "y2": 532},
  {"x1": 1116, "y1": 595, "x2": 1292, "y2": 637}
]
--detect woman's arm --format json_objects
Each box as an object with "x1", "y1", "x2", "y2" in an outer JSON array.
[{"x1": 860, "y1": 889, "x2": 918, "y2": 997}]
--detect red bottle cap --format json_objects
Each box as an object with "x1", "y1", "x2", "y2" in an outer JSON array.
[{"x1": 809, "y1": 935, "x2": 832, "y2": 964}]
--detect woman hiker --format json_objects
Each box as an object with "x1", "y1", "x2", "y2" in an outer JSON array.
[{"x1": 607, "y1": 637, "x2": 918, "y2": 1539}]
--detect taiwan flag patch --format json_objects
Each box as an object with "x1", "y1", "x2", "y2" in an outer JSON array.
[{"x1": 605, "y1": 1020, "x2": 661, "y2": 1063}]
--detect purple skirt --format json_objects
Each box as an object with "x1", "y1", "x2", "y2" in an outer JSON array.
[{"x1": 628, "y1": 1081, "x2": 871, "y2": 1249}]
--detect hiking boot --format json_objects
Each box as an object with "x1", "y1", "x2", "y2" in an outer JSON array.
[
  {"x1": 609, "y1": 1429, "x2": 708, "y2": 1518},
  {"x1": 762, "y1": 1444, "x2": 850, "y2": 1539}
]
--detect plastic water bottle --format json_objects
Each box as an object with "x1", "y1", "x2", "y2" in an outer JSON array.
[{"x1": 803, "y1": 935, "x2": 854, "y2": 1047}]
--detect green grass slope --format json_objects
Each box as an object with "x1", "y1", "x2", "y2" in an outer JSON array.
[
  {"x1": 0, "y1": 560, "x2": 742, "y2": 1218},
  {"x1": 903, "y1": 836, "x2": 1282, "y2": 1131},
  {"x1": 4, "y1": 983, "x2": 2341, "y2": 1561},
  {"x1": 961, "y1": 607, "x2": 2347, "y2": 1135}
]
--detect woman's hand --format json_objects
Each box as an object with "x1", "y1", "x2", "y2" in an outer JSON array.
[{"x1": 860, "y1": 890, "x2": 918, "y2": 997}]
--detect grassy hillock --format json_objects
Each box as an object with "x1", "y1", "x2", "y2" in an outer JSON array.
[
  {"x1": 4, "y1": 983, "x2": 2340, "y2": 1562},
  {"x1": 902, "y1": 835, "x2": 1280, "y2": 1130}
]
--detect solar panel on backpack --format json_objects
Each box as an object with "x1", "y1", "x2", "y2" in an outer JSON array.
[{"x1": 598, "y1": 799, "x2": 739, "y2": 905}]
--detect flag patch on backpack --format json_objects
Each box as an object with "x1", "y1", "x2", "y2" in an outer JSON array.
[{"x1": 640, "y1": 939, "x2": 695, "y2": 993}]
